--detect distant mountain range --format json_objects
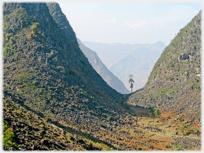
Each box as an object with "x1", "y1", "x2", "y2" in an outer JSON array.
[
  {"x1": 82, "y1": 41, "x2": 166, "y2": 91},
  {"x1": 77, "y1": 38, "x2": 130, "y2": 94}
]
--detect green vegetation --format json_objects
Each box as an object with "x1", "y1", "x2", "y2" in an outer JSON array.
[
  {"x1": 179, "y1": 123, "x2": 198, "y2": 133},
  {"x1": 176, "y1": 145, "x2": 184, "y2": 151},
  {"x1": 45, "y1": 113, "x2": 54, "y2": 121},
  {"x1": 31, "y1": 23, "x2": 38, "y2": 34},
  {"x1": 27, "y1": 81, "x2": 37, "y2": 89},
  {"x1": 157, "y1": 86, "x2": 178, "y2": 97},
  {"x1": 3, "y1": 120, "x2": 20, "y2": 149},
  {"x1": 4, "y1": 45, "x2": 11, "y2": 55},
  {"x1": 30, "y1": 22, "x2": 39, "y2": 38},
  {"x1": 148, "y1": 107, "x2": 159, "y2": 118},
  {"x1": 154, "y1": 109, "x2": 159, "y2": 117},
  {"x1": 18, "y1": 72, "x2": 31, "y2": 81},
  {"x1": 6, "y1": 34, "x2": 11, "y2": 40},
  {"x1": 197, "y1": 86, "x2": 201, "y2": 93},
  {"x1": 79, "y1": 88, "x2": 87, "y2": 95},
  {"x1": 29, "y1": 32, "x2": 34, "y2": 38},
  {"x1": 171, "y1": 145, "x2": 184, "y2": 151},
  {"x1": 83, "y1": 137, "x2": 112, "y2": 150}
]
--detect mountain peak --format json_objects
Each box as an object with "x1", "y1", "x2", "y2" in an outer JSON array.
[{"x1": 153, "y1": 41, "x2": 166, "y2": 48}]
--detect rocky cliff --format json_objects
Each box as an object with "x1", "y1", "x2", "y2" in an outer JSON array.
[
  {"x1": 46, "y1": 3, "x2": 130, "y2": 94},
  {"x1": 3, "y1": 2, "x2": 130, "y2": 150},
  {"x1": 127, "y1": 11, "x2": 201, "y2": 123}
]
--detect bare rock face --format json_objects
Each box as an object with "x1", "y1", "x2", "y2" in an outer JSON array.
[
  {"x1": 127, "y1": 11, "x2": 201, "y2": 123},
  {"x1": 180, "y1": 53, "x2": 189, "y2": 60}
]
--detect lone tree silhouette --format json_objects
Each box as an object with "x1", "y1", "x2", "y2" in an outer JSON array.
[{"x1": 129, "y1": 74, "x2": 134, "y2": 93}]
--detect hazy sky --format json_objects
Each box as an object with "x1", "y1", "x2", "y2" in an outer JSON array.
[{"x1": 59, "y1": 1, "x2": 201, "y2": 45}]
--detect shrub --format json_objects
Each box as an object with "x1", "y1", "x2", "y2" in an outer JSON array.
[
  {"x1": 197, "y1": 86, "x2": 201, "y2": 93},
  {"x1": 21, "y1": 86, "x2": 27, "y2": 92},
  {"x1": 3, "y1": 120, "x2": 20, "y2": 149},
  {"x1": 6, "y1": 34, "x2": 11, "y2": 40},
  {"x1": 4, "y1": 45, "x2": 11, "y2": 55},
  {"x1": 154, "y1": 109, "x2": 159, "y2": 117},
  {"x1": 31, "y1": 23, "x2": 39, "y2": 35},
  {"x1": 148, "y1": 107, "x2": 154, "y2": 113},
  {"x1": 30, "y1": 22, "x2": 39, "y2": 38},
  {"x1": 29, "y1": 32, "x2": 34, "y2": 38},
  {"x1": 148, "y1": 107, "x2": 159, "y2": 118},
  {"x1": 176, "y1": 146, "x2": 184, "y2": 151}
]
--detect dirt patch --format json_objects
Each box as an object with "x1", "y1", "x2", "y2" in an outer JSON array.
[{"x1": 151, "y1": 134, "x2": 174, "y2": 143}]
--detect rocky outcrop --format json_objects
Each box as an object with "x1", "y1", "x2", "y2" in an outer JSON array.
[
  {"x1": 3, "y1": 96, "x2": 104, "y2": 150},
  {"x1": 173, "y1": 137, "x2": 201, "y2": 150},
  {"x1": 179, "y1": 53, "x2": 189, "y2": 60}
]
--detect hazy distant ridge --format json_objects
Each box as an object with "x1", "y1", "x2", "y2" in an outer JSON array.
[
  {"x1": 77, "y1": 38, "x2": 130, "y2": 94},
  {"x1": 82, "y1": 41, "x2": 166, "y2": 91}
]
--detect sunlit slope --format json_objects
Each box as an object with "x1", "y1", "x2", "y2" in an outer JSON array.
[
  {"x1": 3, "y1": 2, "x2": 129, "y2": 139},
  {"x1": 127, "y1": 11, "x2": 201, "y2": 123}
]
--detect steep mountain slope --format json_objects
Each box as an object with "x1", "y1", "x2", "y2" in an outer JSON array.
[
  {"x1": 3, "y1": 2, "x2": 131, "y2": 150},
  {"x1": 46, "y1": 3, "x2": 76, "y2": 43},
  {"x1": 46, "y1": 3, "x2": 130, "y2": 94},
  {"x1": 77, "y1": 38, "x2": 130, "y2": 94},
  {"x1": 82, "y1": 41, "x2": 165, "y2": 91},
  {"x1": 127, "y1": 11, "x2": 201, "y2": 124},
  {"x1": 3, "y1": 95, "x2": 110, "y2": 151}
]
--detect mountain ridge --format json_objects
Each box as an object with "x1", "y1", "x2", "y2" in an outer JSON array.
[
  {"x1": 77, "y1": 38, "x2": 130, "y2": 94},
  {"x1": 82, "y1": 41, "x2": 166, "y2": 46},
  {"x1": 82, "y1": 41, "x2": 166, "y2": 90},
  {"x1": 3, "y1": 3, "x2": 130, "y2": 149},
  {"x1": 127, "y1": 10, "x2": 201, "y2": 124}
]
